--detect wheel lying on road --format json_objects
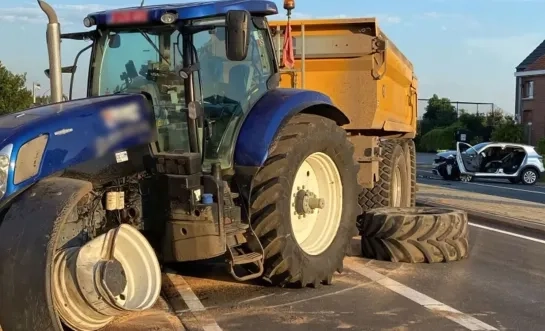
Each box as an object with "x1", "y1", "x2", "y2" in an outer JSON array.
[
  {"x1": 357, "y1": 207, "x2": 469, "y2": 263},
  {"x1": 0, "y1": 177, "x2": 162, "y2": 331},
  {"x1": 249, "y1": 114, "x2": 361, "y2": 287}
]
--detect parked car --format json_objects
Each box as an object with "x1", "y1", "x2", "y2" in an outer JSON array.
[{"x1": 431, "y1": 142, "x2": 545, "y2": 185}]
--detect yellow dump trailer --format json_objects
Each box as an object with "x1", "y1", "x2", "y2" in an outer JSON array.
[{"x1": 269, "y1": 18, "x2": 418, "y2": 136}]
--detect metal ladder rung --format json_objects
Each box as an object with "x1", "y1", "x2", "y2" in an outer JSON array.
[{"x1": 232, "y1": 252, "x2": 262, "y2": 265}]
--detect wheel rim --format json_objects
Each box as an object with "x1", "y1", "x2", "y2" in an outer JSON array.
[
  {"x1": 53, "y1": 224, "x2": 162, "y2": 330},
  {"x1": 523, "y1": 170, "x2": 537, "y2": 184},
  {"x1": 290, "y1": 152, "x2": 343, "y2": 256},
  {"x1": 391, "y1": 166, "x2": 402, "y2": 207}
]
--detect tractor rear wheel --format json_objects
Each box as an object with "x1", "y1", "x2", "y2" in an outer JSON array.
[
  {"x1": 0, "y1": 178, "x2": 162, "y2": 331},
  {"x1": 358, "y1": 207, "x2": 469, "y2": 263},
  {"x1": 249, "y1": 114, "x2": 361, "y2": 287}
]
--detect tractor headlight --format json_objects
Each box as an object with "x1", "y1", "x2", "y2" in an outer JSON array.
[{"x1": 0, "y1": 144, "x2": 13, "y2": 200}]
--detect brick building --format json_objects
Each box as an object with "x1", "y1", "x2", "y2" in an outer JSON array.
[{"x1": 515, "y1": 40, "x2": 545, "y2": 145}]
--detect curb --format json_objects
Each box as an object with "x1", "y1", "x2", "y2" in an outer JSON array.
[{"x1": 416, "y1": 199, "x2": 545, "y2": 236}]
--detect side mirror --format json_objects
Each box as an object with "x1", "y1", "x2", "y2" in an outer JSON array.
[
  {"x1": 109, "y1": 33, "x2": 121, "y2": 48},
  {"x1": 225, "y1": 10, "x2": 250, "y2": 61}
]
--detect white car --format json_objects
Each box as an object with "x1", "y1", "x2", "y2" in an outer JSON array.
[{"x1": 432, "y1": 142, "x2": 545, "y2": 185}]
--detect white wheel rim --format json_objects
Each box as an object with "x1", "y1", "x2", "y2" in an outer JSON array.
[
  {"x1": 290, "y1": 152, "x2": 343, "y2": 256},
  {"x1": 392, "y1": 166, "x2": 402, "y2": 207},
  {"x1": 524, "y1": 170, "x2": 536, "y2": 184}
]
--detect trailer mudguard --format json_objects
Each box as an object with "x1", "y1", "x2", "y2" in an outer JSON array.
[
  {"x1": 234, "y1": 88, "x2": 349, "y2": 167},
  {"x1": 0, "y1": 177, "x2": 93, "y2": 331}
]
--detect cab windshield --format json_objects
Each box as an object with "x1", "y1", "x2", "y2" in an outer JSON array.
[
  {"x1": 91, "y1": 27, "x2": 189, "y2": 154},
  {"x1": 91, "y1": 17, "x2": 275, "y2": 169}
]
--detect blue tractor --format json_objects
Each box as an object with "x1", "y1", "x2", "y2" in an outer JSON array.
[{"x1": 0, "y1": 1, "x2": 363, "y2": 330}]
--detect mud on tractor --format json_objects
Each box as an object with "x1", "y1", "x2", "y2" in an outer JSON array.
[{"x1": 0, "y1": 0, "x2": 469, "y2": 330}]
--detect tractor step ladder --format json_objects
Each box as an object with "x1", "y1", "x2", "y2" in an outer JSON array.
[{"x1": 225, "y1": 222, "x2": 265, "y2": 281}]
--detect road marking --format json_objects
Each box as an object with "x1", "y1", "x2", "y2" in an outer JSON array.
[
  {"x1": 345, "y1": 259, "x2": 498, "y2": 331},
  {"x1": 465, "y1": 182, "x2": 545, "y2": 195},
  {"x1": 163, "y1": 272, "x2": 223, "y2": 331},
  {"x1": 264, "y1": 283, "x2": 368, "y2": 309},
  {"x1": 470, "y1": 222, "x2": 545, "y2": 244}
]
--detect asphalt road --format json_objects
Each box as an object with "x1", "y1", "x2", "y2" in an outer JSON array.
[
  {"x1": 164, "y1": 221, "x2": 545, "y2": 331},
  {"x1": 417, "y1": 168, "x2": 545, "y2": 204}
]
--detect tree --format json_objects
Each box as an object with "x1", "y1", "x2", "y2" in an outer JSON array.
[
  {"x1": 422, "y1": 94, "x2": 458, "y2": 127},
  {"x1": 420, "y1": 94, "x2": 458, "y2": 135},
  {"x1": 0, "y1": 62, "x2": 33, "y2": 114},
  {"x1": 458, "y1": 111, "x2": 485, "y2": 133},
  {"x1": 491, "y1": 115, "x2": 524, "y2": 143},
  {"x1": 35, "y1": 95, "x2": 50, "y2": 105},
  {"x1": 486, "y1": 107, "x2": 505, "y2": 126}
]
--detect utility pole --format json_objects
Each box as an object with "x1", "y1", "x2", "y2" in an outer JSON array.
[{"x1": 32, "y1": 82, "x2": 41, "y2": 104}]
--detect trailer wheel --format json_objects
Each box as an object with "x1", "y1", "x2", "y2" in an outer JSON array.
[
  {"x1": 358, "y1": 207, "x2": 469, "y2": 263},
  {"x1": 0, "y1": 178, "x2": 161, "y2": 331},
  {"x1": 405, "y1": 139, "x2": 417, "y2": 207},
  {"x1": 358, "y1": 139, "x2": 412, "y2": 211},
  {"x1": 250, "y1": 114, "x2": 361, "y2": 287}
]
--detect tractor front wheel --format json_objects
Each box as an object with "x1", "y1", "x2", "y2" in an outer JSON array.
[
  {"x1": 0, "y1": 178, "x2": 162, "y2": 331},
  {"x1": 249, "y1": 114, "x2": 361, "y2": 287}
]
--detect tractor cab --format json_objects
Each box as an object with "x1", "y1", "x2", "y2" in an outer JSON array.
[{"x1": 56, "y1": 2, "x2": 280, "y2": 171}]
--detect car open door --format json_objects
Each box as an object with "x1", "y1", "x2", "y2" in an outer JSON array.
[{"x1": 456, "y1": 142, "x2": 481, "y2": 173}]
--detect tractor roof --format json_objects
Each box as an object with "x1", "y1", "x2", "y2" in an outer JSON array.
[{"x1": 87, "y1": 0, "x2": 278, "y2": 27}]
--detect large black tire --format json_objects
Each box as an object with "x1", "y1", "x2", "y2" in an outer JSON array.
[
  {"x1": 358, "y1": 139, "x2": 412, "y2": 211},
  {"x1": 357, "y1": 207, "x2": 469, "y2": 263},
  {"x1": 249, "y1": 114, "x2": 361, "y2": 287},
  {"x1": 405, "y1": 139, "x2": 417, "y2": 207},
  {"x1": 0, "y1": 178, "x2": 93, "y2": 331}
]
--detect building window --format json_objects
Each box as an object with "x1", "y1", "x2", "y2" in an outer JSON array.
[{"x1": 522, "y1": 80, "x2": 534, "y2": 99}]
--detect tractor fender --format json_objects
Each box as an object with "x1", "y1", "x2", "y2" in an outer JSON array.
[
  {"x1": 234, "y1": 88, "x2": 349, "y2": 167},
  {"x1": 0, "y1": 177, "x2": 93, "y2": 331}
]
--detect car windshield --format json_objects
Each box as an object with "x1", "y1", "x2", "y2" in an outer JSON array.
[{"x1": 471, "y1": 142, "x2": 490, "y2": 152}]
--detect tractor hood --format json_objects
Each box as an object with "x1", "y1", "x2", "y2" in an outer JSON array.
[
  {"x1": 0, "y1": 94, "x2": 153, "y2": 144},
  {"x1": 0, "y1": 93, "x2": 156, "y2": 198}
]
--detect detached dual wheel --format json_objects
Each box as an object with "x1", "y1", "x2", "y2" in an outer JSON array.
[
  {"x1": 249, "y1": 114, "x2": 361, "y2": 287},
  {"x1": 0, "y1": 178, "x2": 162, "y2": 331},
  {"x1": 358, "y1": 207, "x2": 469, "y2": 263}
]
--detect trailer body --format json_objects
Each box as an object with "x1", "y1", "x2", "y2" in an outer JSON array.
[{"x1": 269, "y1": 18, "x2": 418, "y2": 135}]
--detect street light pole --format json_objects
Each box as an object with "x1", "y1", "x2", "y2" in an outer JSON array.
[{"x1": 32, "y1": 82, "x2": 41, "y2": 104}]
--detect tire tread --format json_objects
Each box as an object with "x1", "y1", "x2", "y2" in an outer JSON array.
[{"x1": 359, "y1": 207, "x2": 469, "y2": 263}]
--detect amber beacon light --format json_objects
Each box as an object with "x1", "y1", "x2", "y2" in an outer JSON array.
[{"x1": 284, "y1": 0, "x2": 295, "y2": 16}]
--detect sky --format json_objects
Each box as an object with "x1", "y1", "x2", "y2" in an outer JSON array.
[{"x1": 1, "y1": 0, "x2": 544, "y2": 116}]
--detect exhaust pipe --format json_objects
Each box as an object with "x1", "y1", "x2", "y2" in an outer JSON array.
[{"x1": 37, "y1": 0, "x2": 63, "y2": 103}]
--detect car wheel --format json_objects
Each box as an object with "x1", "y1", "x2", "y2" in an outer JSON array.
[
  {"x1": 521, "y1": 168, "x2": 539, "y2": 185},
  {"x1": 460, "y1": 174, "x2": 473, "y2": 182}
]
